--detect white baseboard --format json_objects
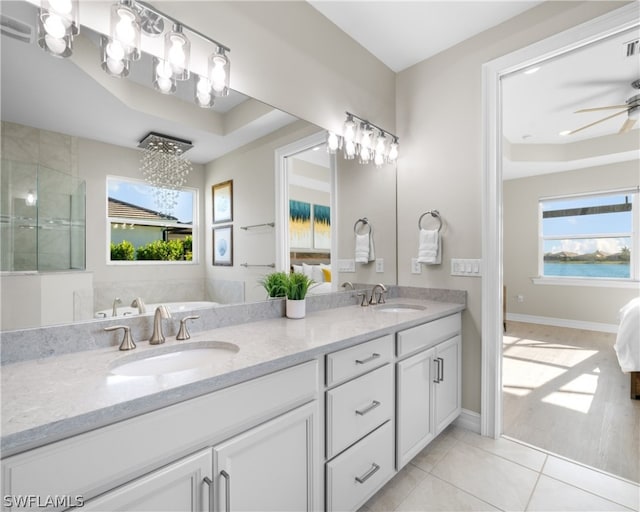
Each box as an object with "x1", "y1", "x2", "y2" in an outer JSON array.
[
  {"x1": 454, "y1": 409, "x2": 481, "y2": 434},
  {"x1": 506, "y1": 313, "x2": 618, "y2": 334}
]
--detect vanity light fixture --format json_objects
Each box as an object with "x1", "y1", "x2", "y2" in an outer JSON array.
[
  {"x1": 37, "y1": 0, "x2": 79, "y2": 58},
  {"x1": 35, "y1": 0, "x2": 231, "y2": 108},
  {"x1": 330, "y1": 112, "x2": 399, "y2": 166}
]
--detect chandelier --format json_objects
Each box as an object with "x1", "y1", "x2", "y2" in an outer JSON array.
[{"x1": 138, "y1": 132, "x2": 193, "y2": 216}]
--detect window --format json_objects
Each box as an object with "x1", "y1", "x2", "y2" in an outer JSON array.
[
  {"x1": 539, "y1": 189, "x2": 638, "y2": 282},
  {"x1": 107, "y1": 176, "x2": 197, "y2": 263}
]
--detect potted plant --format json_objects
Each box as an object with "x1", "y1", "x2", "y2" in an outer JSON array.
[
  {"x1": 285, "y1": 272, "x2": 314, "y2": 319},
  {"x1": 259, "y1": 271, "x2": 289, "y2": 299}
]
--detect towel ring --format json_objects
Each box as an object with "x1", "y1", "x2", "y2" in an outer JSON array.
[
  {"x1": 418, "y1": 210, "x2": 442, "y2": 232},
  {"x1": 354, "y1": 217, "x2": 371, "y2": 235}
]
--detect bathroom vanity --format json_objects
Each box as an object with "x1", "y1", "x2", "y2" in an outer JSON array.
[{"x1": 1, "y1": 296, "x2": 464, "y2": 511}]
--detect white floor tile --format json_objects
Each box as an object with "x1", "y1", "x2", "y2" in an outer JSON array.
[
  {"x1": 459, "y1": 431, "x2": 547, "y2": 471},
  {"x1": 365, "y1": 463, "x2": 429, "y2": 512},
  {"x1": 432, "y1": 442, "x2": 539, "y2": 511},
  {"x1": 396, "y1": 474, "x2": 500, "y2": 512},
  {"x1": 410, "y1": 430, "x2": 458, "y2": 473},
  {"x1": 543, "y1": 456, "x2": 640, "y2": 511},
  {"x1": 527, "y1": 475, "x2": 633, "y2": 511}
]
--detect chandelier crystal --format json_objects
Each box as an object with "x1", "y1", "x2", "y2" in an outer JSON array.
[{"x1": 138, "y1": 133, "x2": 193, "y2": 216}]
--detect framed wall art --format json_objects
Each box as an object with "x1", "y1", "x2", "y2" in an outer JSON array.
[
  {"x1": 212, "y1": 225, "x2": 233, "y2": 266},
  {"x1": 212, "y1": 180, "x2": 233, "y2": 223}
]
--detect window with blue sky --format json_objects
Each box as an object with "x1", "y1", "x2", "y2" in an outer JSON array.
[{"x1": 540, "y1": 190, "x2": 637, "y2": 280}]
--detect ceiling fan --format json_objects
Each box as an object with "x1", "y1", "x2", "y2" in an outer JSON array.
[{"x1": 569, "y1": 79, "x2": 640, "y2": 135}]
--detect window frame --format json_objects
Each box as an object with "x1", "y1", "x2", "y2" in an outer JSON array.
[
  {"x1": 535, "y1": 187, "x2": 639, "y2": 288},
  {"x1": 106, "y1": 175, "x2": 199, "y2": 265}
]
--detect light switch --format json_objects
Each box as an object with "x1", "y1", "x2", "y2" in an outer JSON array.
[
  {"x1": 451, "y1": 258, "x2": 482, "y2": 277},
  {"x1": 375, "y1": 258, "x2": 384, "y2": 273},
  {"x1": 411, "y1": 258, "x2": 422, "y2": 274},
  {"x1": 338, "y1": 259, "x2": 356, "y2": 273}
]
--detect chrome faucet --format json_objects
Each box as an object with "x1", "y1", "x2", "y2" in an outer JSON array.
[
  {"x1": 131, "y1": 297, "x2": 146, "y2": 314},
  {"x1": 149, "y1": 305, "x2": 171, "y2": 345},
  {"x1": 341, "y1": 281, "x2": 355, "y2": 290},
  {"x1": 111, "y1": 297, "x2": 122, "y2": 317},
  {"x1": 369, "y1": 283, "x2": 388, "y2": 305}
]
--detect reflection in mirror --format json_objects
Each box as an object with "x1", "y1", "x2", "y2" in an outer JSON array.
[
  {"x1": 0, "y1": 0, "x2": 398, "y2": 332},
  {"x1": 108, "y1": 177, "x2": 196, "y2": 263}
]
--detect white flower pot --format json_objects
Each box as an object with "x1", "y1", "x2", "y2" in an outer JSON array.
[{"x1": 286, "y1": 298, "x2": 306, "y2": 319}]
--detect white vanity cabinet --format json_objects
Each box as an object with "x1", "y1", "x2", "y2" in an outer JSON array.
[
  {"x1": 324, "y1": 335, "x2": 395, "y2": 512},
  {"x1": 81, "y1": 449, "x2": 212, "y2": 512},
  {"x1": 396, "y1": 313, "x2": 461, "y2": 470},
  {"x1": 212, "y1": 401, "x2": 319, "y2": 512},
  {"x1": 2, "y1": 361, "x2": 319, "y2": 512}
]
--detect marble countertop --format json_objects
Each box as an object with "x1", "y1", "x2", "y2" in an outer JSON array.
[{"x1": 1, "y1": 299, "x2": 464, "y2": 457}]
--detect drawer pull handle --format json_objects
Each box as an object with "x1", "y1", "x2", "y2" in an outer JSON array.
[
  {"x1": 356, "y1": 353, "x2": 380, "y2": 365},
  {"x1": 355, "y1": 463, "x2": 380, "y2": 484},
  {"x1": 434, "y1": 358, "x2": 441, "y2": 383},
  {"x1": 203, "y1": 476, "x2": 213, "y2": 512},
  {"x1": 438, "y1": 357, "x2": 444, "y2": 382},
  {"x1": 355, "y1": 400, "x2": 381, "y2": 416},
  {"x1": 220, "y1": 470, "x2": 231, "y2": 512}
]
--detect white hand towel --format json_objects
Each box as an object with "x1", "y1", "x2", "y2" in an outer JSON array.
[
  {"x1": 368, "y1": 232, "x2": 375, "y2": 262},
  {"x1": 417, "y1": 228, "x2": 441, "y2": 264},
  {"x1": 355, "y1": 233, "x2": 370, "y2": 263}
]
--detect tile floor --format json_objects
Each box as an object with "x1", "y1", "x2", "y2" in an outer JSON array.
[{"x1": 360, "y1": 425, "x2": 640, "y2": 512}]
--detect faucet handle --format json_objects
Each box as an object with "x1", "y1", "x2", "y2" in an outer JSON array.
[
  {"x1": 104, "y1": 325, "x2": 137, "y2": 351},
  {"x1": 176, "y1": 315, "x2": 200, "y2": 341},
  {"x1": 356, "y1": 292, "x2": 369, "y2": 307}
]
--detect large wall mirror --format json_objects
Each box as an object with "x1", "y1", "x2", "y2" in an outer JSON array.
[{"x1": 0, "y1": 0, "x2": 397, "y2": 331}]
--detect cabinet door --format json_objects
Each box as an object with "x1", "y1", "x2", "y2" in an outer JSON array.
[
  {"x1": 213, "y1": 401, "x2": 319, "y2": 512},
  {"x1": 396, "y1": 348, "x2": 436, "y2": 469},
  {"x1": 434, "y1": 335, "x2": 462, "y2": 434},
  {"x1": 82, "y1": 449, "x2": 212, "y2": 512}
]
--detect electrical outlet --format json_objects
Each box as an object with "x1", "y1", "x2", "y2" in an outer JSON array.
[
  {"x1": 375, "y1": 258, "x2": 384, "y2": 273},
  {"x1": 411, "y1": 258, "x2": 422, "y2": 274},
  {"x1": 517, "y1": 294, "x2": 524, "y2": 303}
]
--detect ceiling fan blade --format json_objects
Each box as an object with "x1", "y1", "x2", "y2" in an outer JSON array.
[
  {"x1": 619, "y1": 118, "x2": 638, "y2": 134},
  {"x1": 575, "y1": 105, "x2": 629, "y2": 113},
  {"x1": 568, "y1": 109, "x2": 628, "y2": 135}
]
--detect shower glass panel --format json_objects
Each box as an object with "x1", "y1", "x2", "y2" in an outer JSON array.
[{"x1": 0, "y1": 159, "x2": 86, "y2": 272}]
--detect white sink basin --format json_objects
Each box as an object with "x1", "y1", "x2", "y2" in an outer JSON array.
[
  {"x1": 375, "y1": 304, "x2": 426, "y2": 313},
  {"x1": 110, "y1": 342, "x2": 239, "y2": 377}
]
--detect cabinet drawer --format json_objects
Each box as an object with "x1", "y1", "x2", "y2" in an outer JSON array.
[
  {"x1": 326, "y1": 364, "x2": 393, "y2": 459},
  {"x1": 397, "y1": 313, "x2": 461, "y2": 357},
  {"x1": 326, "y1": 335, "x2": 393, "y2": 387},
  {"x1": 326, "y1": 421, "x2": 394, "y2": 512}
]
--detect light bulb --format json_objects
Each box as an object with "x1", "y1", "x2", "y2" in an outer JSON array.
[
  {"x1": 343, "y1": 116, "x2": 356, "y2": 143},
  {"x1": 167, "y1": 36, "x2": 186, "y2": 67},
  {"x1": 26, "y1": 191, "x2": 36, "y2": 206},
  {"x1": 44, "y1": 14, "x2": 66, "y2": 38},
  {"x1": 115, "y1": 10, "x2": 136, "y2": 44},
  {"x1": 360, "y1": 124, "x2": 373, "y2": 150},
  {"x1": 359, "y1": 146, "x2": 371, "y2": 164},
  {"x1": 197, "y1": 76, "x2": 212, "y2": 94},
  {"x1": 156, "y1": 60, "x2": 173, "y2": 79},
  {"x1": 106, "y1": 58, "x2": 125, "y2": 75},
  {"x1": 387, "y1": 140, "x2": 399, "y2": 162},
  {"x1": 45, "y1": 34, "x2": 67, "y2": 54},
  {"x1": 327, "y1": 132, "x2": 339, "y2": 153},
  {"x1": 208, "y1": 48, "x2": 230, "y2": 96},
  {"x1": 374, "y1": 151, "x2": 384, "y2": 167},
  {"x1": 344, "y1": 139, "x2": 356, "y2": 159},
  {"x1": 106, "y1": 40, "x2": 124, "y2": 60}
]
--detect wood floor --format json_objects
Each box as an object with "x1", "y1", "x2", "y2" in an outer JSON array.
[{"x1": 503, "y1": 321, "x2": 640, "y2": 484}]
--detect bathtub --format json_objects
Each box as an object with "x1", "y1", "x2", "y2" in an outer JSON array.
[{"x1": 95, "y1": 301, "x2": 219, "y2": 319}]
